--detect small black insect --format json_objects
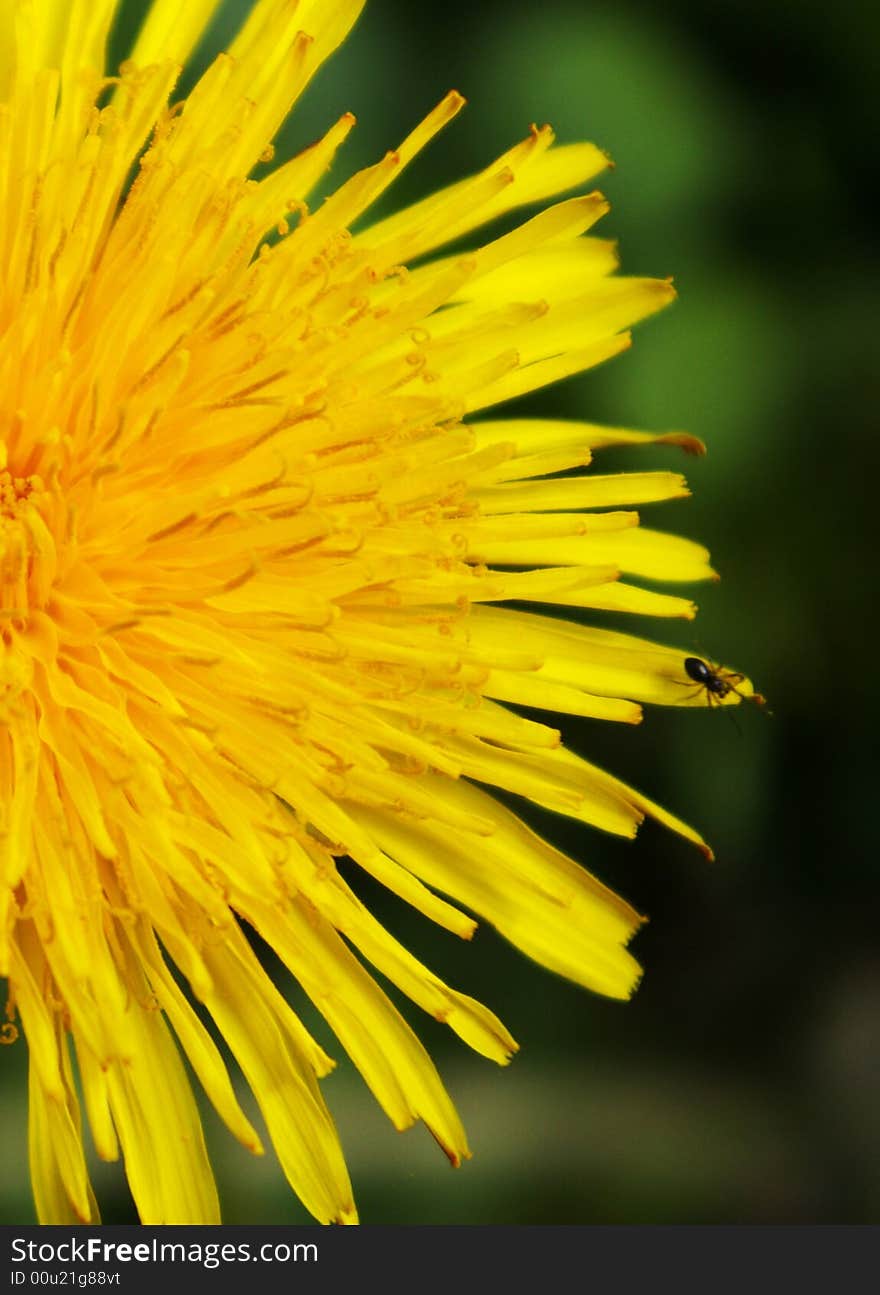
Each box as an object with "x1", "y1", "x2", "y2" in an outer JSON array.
[{"x1": 681, "y1": 656, "x2": 765, "y2": 709}]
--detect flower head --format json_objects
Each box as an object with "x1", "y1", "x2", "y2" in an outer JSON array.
[{"x1": 0, "y1": 0, "x2": 758, "y2": 1224}]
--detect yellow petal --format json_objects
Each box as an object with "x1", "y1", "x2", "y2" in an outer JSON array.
[
  {"x1": 104, "y1": 942, "x2": 220, "y2": 1224},
  {"x1": 360, "y1": 128, "x2": 609, "y2": 260},
  {"x1": 475, "y1": 470, "x2": 690, "y2": 513},
  {"x1": 464, "y1": 523, "x2": 714, "y2": 581},
  {"x1": 246, "y1": 892, "x2": 481, "y2": 1162},
  {"x1": 199, "y1": 932, "x2": 358, "y2": 1225},
  {"x1": 129, "y1": 0, "x2": 223, "y2": 67},
  {"x1": 28, "y1": 1036, "x2": 97, "y2": 1224},
  {"x1": 357, "y1": 777, "x2": 644, "y2": 1000}
]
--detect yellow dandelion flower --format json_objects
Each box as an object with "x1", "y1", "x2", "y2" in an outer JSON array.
[{"x1": 0, "y1": 0, "x2": 759, "y2": 1226}]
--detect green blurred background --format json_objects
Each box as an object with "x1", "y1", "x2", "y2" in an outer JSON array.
[{"x1": 2, "y1": 0, "x2": 877, "y2": 1225}]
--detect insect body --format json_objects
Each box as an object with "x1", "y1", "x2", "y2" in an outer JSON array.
[{"x1": 681, "y1": 656, "x2": 764, "y2": 708}]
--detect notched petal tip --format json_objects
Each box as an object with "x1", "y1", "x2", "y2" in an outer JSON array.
[
  {"x1": 583, "y1": 188, "x2": 611, "y2": 218},
  {"x1": 430, "y1": 1129, "x2": 472, "y2": 1168},
  {"x1": 656, "y1": 432, "x2": 706, "y2": 457},
  {"x1": 427, "y1": 90, "x2": 467, "y2": 131}
]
